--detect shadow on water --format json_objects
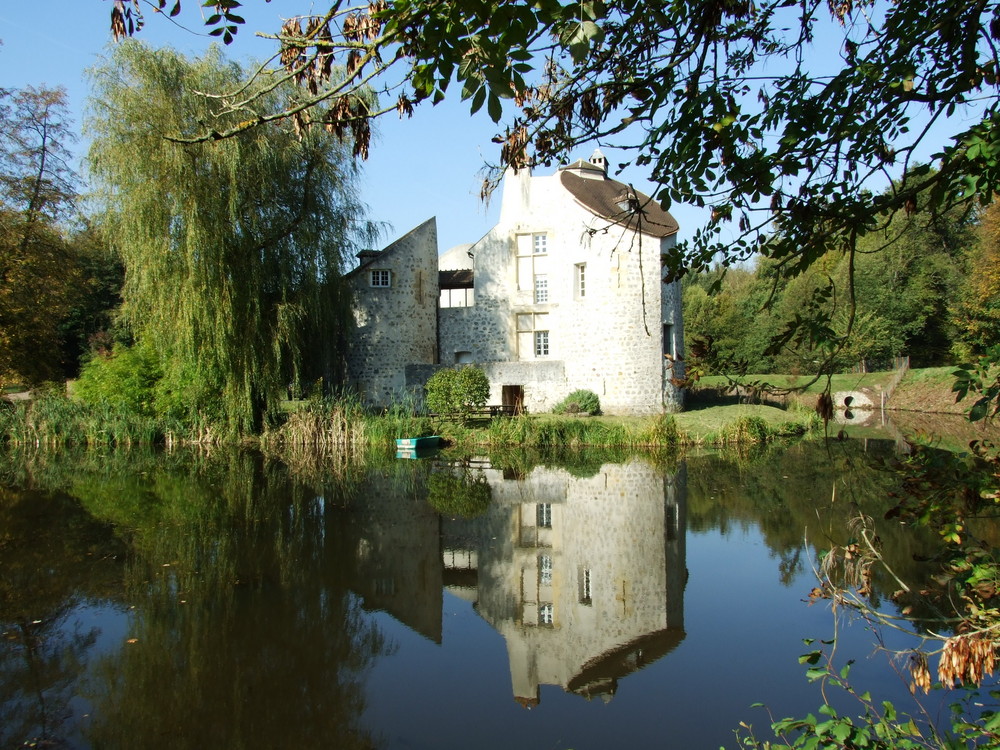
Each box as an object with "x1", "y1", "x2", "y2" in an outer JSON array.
[{"x1": 0, "y1": 439, "x2": 974, "y2": 748}]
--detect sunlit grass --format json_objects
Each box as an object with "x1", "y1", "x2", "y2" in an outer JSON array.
[{"x1": 697, "y1": 371, "x2": 897, "y2": 394}]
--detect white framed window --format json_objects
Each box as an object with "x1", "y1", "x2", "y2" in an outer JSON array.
[
  {"x1": 663, "y1": 323, "x2": 674, "y2": 357},
  {"x1": 539, "y1": 603, "x2": 554, "y2": 625},
  {"x1": 516, "y1": 312, "x2": 549, "y2": 360},
  {"x1": 536, "y1": 503, "x2": 552, "y2": 528},
  {"x1": 539, "y1": 555, "x2": 553, "y2": 585},
  {"x1": 439, "y1": 288, "x2": 474, "y2": 307},
  {"x1": 370, "y1": 269, "x2": 391, "y2": 287},
  {"x1": 575, "y1": 263, "x2": 586, "y2": 299},
  {"x1": 534, "y1": 275, "x2": 548, "y2": 303},
  {"x1": 516, "y1": 233, "x2": 550, "y2": 298},
  {"x1": 534, "y1": 330, "x2": 549, "y2": 357}
]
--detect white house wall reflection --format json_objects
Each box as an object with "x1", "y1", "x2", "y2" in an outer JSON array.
[{"x1": 348, "y1": 459, "x2": 687, "y2": 707}]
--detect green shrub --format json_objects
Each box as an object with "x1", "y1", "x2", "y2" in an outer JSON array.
[
  {"x1": 74, "y1": 344, "x2": 162, "y2": 416},
  {"x1": 425, "y1": 366, "x2": 489, "y2": 418},
  {"x1": 719, "y1": 415, "x2": 772, "y2": 444},
  {"x1": 553, "y1": 389, "x2": 602, "y2": 415}
]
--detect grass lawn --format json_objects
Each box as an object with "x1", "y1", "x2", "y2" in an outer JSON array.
[
  {"x1": 673, "y1": 403, "x2": 811, "y2": 439},
  {"x1": 513, "y1": 406, "x2": 815, "y2": 444}
]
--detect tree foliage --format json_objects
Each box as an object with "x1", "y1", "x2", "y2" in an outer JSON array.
[
  {"x1": 102, "y1": 0, "x2": 1000, "y2": 383},
  {"x1": 105, "y1": 3, "x2": 1000, "y2": 237},
  {"x1": 683, "y1": 184, "x2": 975, "y2": 374},
  {"x1": 86, "y1": 42, "x2": 375, "y2": 434},
  {"x1": 0, "y1": 85, "x2": 81, "y2": 386},
  {"x1": 424, "y1": 366, "x2": 489, "y2": 418},
  {"x1": 954, "y1": 202, "x2": 1000, "y2": 357}
]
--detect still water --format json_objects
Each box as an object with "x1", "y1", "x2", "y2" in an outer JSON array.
[{"x1": 0, "y1": 441, "x2": 961, "y2": 749}]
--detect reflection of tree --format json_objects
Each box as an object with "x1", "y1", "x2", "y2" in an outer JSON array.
[
  {"x1": 685, "y1": 440, "x2": 943, "y2": 608},
  {"x1": 1, "y1": 616, "x2": 98, "y2": 749},
  {"x1": 426, "y1": 467, "x2": 491, "y2": 518},
  {"x1": 72, "y1": 452, "x2": 388, "y2": 749},
  {"x1": 0, "y1": 485, "x2": 127, "y2": 748}
]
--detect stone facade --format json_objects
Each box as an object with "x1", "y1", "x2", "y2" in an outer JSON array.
[
  {"x1": 345, "y1": 153, "x2": 685, "y2": 414},
  {"x1": 344, "y1": 218, "x2": 439, "y2": 406}
]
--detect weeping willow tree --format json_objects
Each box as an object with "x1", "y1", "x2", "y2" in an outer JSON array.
[{"x1": 86, "y1": 42, "x2": 376, "y2": 435}]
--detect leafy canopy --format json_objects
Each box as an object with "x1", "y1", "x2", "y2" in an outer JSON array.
[
  {"x1": 86, "y1": 42, "x2": 376, "y2": 434},
  {"x1": 107, "y1": 1, "x2": 1000, "y2": 273},
  {"x1": 0, "y1": 86, "x2": 81, "y2": 386},
  {"x1": 425, "y1": 366, "x2": 490, "y2": 417}
]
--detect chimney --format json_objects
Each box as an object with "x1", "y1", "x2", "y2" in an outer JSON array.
[
  {"x1": 356, "y1": 249, "x2": 381, "y2": 264},
  {"x1": 589, "y1": 148, "x2": 607, "y2": 176}
]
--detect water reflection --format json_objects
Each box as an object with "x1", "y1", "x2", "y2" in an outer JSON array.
[
  {"x1": 0, "y1": 486, "x2": 127, "y2": 748},
  {"x1": 0, "y1": 442, "x2": 957, "y2": 748},
  {"x1": 437, "y1": 457, "x2": 686, "y2": 705},
  {"x1": 345, "y1": 466, "x2": 444, "y2": 642}
]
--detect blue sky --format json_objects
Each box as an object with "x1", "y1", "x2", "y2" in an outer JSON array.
[{"x1": 0, "y1": 1, "x2": 707, "y2": 255}]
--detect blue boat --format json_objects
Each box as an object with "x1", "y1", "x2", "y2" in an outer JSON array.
[{"x1": 395, "y1": 436, "x2": 440, "y2": 451}]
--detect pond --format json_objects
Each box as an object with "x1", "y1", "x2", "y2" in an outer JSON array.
[{"x1": 0, "y1": 441, "x2": 980, "y2": 749}]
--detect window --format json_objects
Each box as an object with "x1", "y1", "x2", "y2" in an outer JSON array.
[
  {"x1": 516, "y1": 233, "x2": 549, "y2": 299},
  {"x1": 579, "y1": 568, "x2": 592, "y2": 605},
  {"x1": 539, "y1": 603, "x2": 554, "y2": 625},
  {"x1": 439, "y1": 288, "x2": 474, "y2": 307},
  {"x1": 534, "y1": 330, "x2": 549, "y2": 357},
  {"x1": 534, "y1": 275, "x2": 549, "y2": 303},
  {"x1": 516, "y1": 312, "x2": 549, "y2": 360},
  {"x1": 539, "y1": 555, "x2": 553, "y2": 585},
  {"x1": 370, "y1": 269, "x2": 391, "y2": 287},
  {"x1": 663, "y1": 323, "x2": 674, "y2": 357},
  {"x1": 536, "y1": 503, "x2": 552, "y2": 528},
  {"x1": 575, "y1": 263, "x2": 586, "y2": 299}
]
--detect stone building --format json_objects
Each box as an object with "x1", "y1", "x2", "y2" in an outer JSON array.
[{"x1": 345, "y1": 151, "x2": 684, "y2": 414}]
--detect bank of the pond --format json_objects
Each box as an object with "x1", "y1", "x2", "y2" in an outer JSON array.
[
  {"x1": 1, "y1": 391, "x2": 818, "y2": 449},
  {"x1": 694, "y1": 365, "x2": 980, "y2": 416},
  {"x1": 394, "y1": 404, "x2": 817, "y2": 450}
]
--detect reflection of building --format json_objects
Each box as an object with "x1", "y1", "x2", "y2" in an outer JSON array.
[
  {"x1": 443, "y1": 459, "x2": 687, "y2": 705},
  {"x1": 344, "y1": 469, "x2": 443, "y2": 643}
]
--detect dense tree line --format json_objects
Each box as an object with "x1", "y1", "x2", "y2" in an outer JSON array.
[
  {"x1": 1, "y1": 43, "x2": 374, "y2": 437},
  {"x1": 683, "y1": 189, "x2": 1000, "y2": 375},
  {"x1": 0, "y1": 85, "x2": 123, "y2": 388}
]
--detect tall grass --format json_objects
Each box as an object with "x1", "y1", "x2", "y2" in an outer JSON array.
[
  {"x1": 0, "y1": 389, "x2": 177, "y2": 447},
  {"x1": 262, "y1": 394, "x2": 434, "y2": 451},
  {"x1": 476, "y1": 413, "x2": 680, "y2": 448}
]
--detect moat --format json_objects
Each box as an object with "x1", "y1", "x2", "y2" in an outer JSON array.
[{"x1": 0, "y1": 441, "x2": 972, "y2": 749}]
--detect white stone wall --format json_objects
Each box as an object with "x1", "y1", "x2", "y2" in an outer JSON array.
[
  {"x1": 439, "y1": 167, "x2": 685, "y2": 414},
  {"x1": 468, "y1": 459, "x2": 687, "y2": 703},
  {"x1": 345, "y1": 219, "x2": 440, "y2": 406}
]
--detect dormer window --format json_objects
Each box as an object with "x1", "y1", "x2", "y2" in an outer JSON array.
[{"x1": 370, "y1": 269, "x2": 391, "y2": 287}]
